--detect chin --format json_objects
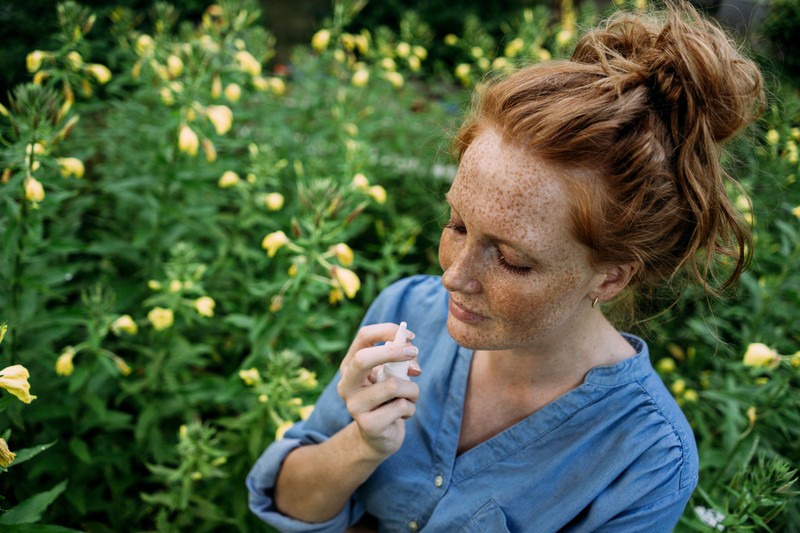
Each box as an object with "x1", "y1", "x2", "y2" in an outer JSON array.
[{"x1": 446, "y1": 319, "x2": 499, "y2": 350}]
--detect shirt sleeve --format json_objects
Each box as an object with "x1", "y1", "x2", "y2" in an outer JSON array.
[
  {"x1": 591, "y1": 480, "x2": 697, "y2": 533},
  {"x1": 245, "y1": 276, "x2": 435, "y2": 531}
]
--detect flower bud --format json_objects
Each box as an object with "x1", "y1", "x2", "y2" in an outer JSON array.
[
  {"x1": 147, "y1": 307, "x2": 174, "y2": 331},
  {"x1": 262, "y1": 231, "x2": 289, "y2": 257},
  {"x1": 55, "y1": 347, "x2": 76, "y2": 376},
  {"x1": 193, "y1": 296, "x2": 216, "y2": 317},
  {"x1": 264, "y1": 192, "x2": 284, "y2": 211},
  {"x1": 224, "y1": 83, "x2": 241, "y2": 102},
  {"x1": 166, "y1": 55, "x2": 183, "y2": 78},
  {"x1": 25, "y1": 176, "x2": 45, "y2": 204},
  {"x1": 0, "y1": 438, "x2": 15, "y2": 468},
  {"x1": 332, "y1": 243, "x2": 354, "y2": 266},
  {"x1": 234, "y1": 50, "x2": 261, "y2": 76},
  {"x1": 206, "y1": 105, "x2": 233, "y2": 135},
  {"x1": 311, "y1": 30, "x2": 331, "y2": 52},
  {"x1": 218, "y1": 170, "x2": 240, "y2": 188},
  {"x1": 239, "y1": 368, "x2": 261, "y2": 386},
  {"x1": 111, "y1": 314, "x2": 138, "y2": 336},
  {"x1": 178, "y1": 124, "x2": 199, "y2": 156},
  {"x1": 202, "y1": 138, "x2": 217, "y2": 162},
  {"x1": 87, "y1": 63, "x2": 112, "y2": 84},
  {"x1": 57, "y1": 157, "x2": 85, "y2": 178},
  {"x1": 331, "y1": 266, "x2": 360, "y2": 299},
  {"x1": 26, "y1": 50, "x2": 47, "y2": 72},
  {"x1": 135, "y1": 35, "x2": 155, "y2": 56},
  {"x1": 367, "y1": 185, "x2": 387, "y2": 204}
]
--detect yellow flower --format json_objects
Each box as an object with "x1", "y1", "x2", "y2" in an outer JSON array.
[
  {"x1": 791, "y1": 352, "x2": 800, "y2": 368},
  {"x1": 407, "y1": 55, "x2": 421, "y2": 72},
  {"x1": 239, "y1": 367, "x2": 261, "y2": 386},
  {"x1": 351, "y1": 69, "x2": 369, "y2": 87},
  {"x1": 0, "y1": 438, "x2": 15, "y2": 467},
  {"x1": 178, "y1": 124, "x2": 199, "y2": 156},
  {"x1": 87, "y1": 63, "x2": 112, "y2": 84},
  {"x1": 670, "y1": 379, "x2": 686, "y2": 396},
  {"x1": 455, "y1": 63, "x2": 471, "y2": 81},
  {"x1": 332, "y1": 266, "x2": 360, "y2": 299},
  {"x1": 111, "y1": 314, "x2": 138, "y2": 336},
  {"x1": 147, "y1": 307, "x2": 174, "y2": 331},
  {"x1": 169, "y1": 280, "x2": 183, "y2": 292},
  {"x1": 747, "y1": 406, "x2": 757, "y2": 426},
  {"x1": 329, "y1": 287, "x2": 343, "y2": 304},
  {"x1": 413, "y1": 46, "x2": 427, "y2": 60},
  {"x1": 444, "y1": 34, "x2": 459, "y2": 46},
  {"x1": 0, "y1": 365, "x2": 36, "y2": 404},
  {"x1": 55, "y1": 347, "x2": 76, "y2": 376},
  {"x1": 26, "y1": 50, "x2": 47, "y2": 72},
  {"x1": 384, "y1": 71, "x2": 404, "y2": 89},
  {"x1": 202, "y1": 138, "x2": 217, "y2": 162},
  {"x1": 262, "y1": 230, "x2": 289, "y2": 257},
  {"x1": 656, "y1": 358, "x2": 676, "y2": 374},
  {"x1": 275, "y1": 420, "x2": 294, "y2": 440},
  {"x1": 766, "y1": 129, "x2": 780, "y2": 146},
  {"x1": 0, "y1": 323, "x2": 6, "y2": 344},
  {"x1": 381, "y1": 58, "x2": 397, "y2": 71},
  {"x1": 57, "y1": 157, "x2": 85, "y2": 178},
  {"x1": 166, "y1": 55, "x2": 183, "y2": 78},
  {"x1": 135, "y1": 34, "x2": 155, "y2": 56},
  {"x1": 114, "y1": 357, "x2": 132, "y2": 376},
  {"x1": 396, "y1": 42, "x2": 411, "y2": 58},
  {"x1": 470, "y1": 46, "x2": 483, "y2": 59},
  {"x1": 504, "y1": 37, "x2": 524, "y2": 58},
  {"x1": 206, "y1": 105, "x2": 233, "y2": 135},
  {"x1": 148, "y1": 280, "x2": 162, "y2": 290},
  {"x1": 269, "y1": 77, "x2": 286, "y2": 96},
  {"x1": 367, "y1": 185, "x2": 387, "y2": 204},
  {"x1": 682, "y1": 389, "x2": 699, "y2": 403},
  {"x1": 211, "y1": 76, "x2": 222, "y2": 99},
  {"x1": 224, "y1": 83, "x2": 241, "y2": 103},
  {"x1": 25, "y1": 176, "x2": 45, "y2": 204},
  {"x1": 792, "y1": 205, "x2": 800, "y2": 219},
  {"x1": 264, "y1": 192, "x2": 284, "y2": 211},
  {"x1": 234, "y1": 50, "x2": 261, "y2": 76},
  {"x1": 288, "y1": 263, "x2": 298, "y2": 277},
  {"x1": 0, "y1": 102, "x2": 8, "y2": 117},
  {"x1": 218, "y1": 170, "x2": 240, "y2": 188},
  {"x1": 297, "y1": 368, "x2": 319, "y2": 389},
  {"x1": 556, "y1": 29, "x2": 574, "y2": 47},
  {"x1": 743, "y1": 342, "x2": 780, "y2": 368},
  {"x1": 66, "y1": 51, "x2": 83, "y2": 69},
  {"x1": 311, "y1": 29, "x2": 331, "y2": 52},
  {"x1": 332, "y1": 243, "x2": 354, "y2": 266},
  {"x1": 352, "y1": 173, "x2": 369, "y2": 190},
  {"x1": 299, "y1": 405, "x2": 314, "y2": 420},
  {"x1": 193, "y1": 296, "x2": 216, "y2": 317},
  {"x1": 269, "y1": 295, "x2": 284, "y2": 312}
]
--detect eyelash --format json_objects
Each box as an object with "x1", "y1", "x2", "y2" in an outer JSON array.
[{"x1": 444, "y1": 221, "x2": 532, "y2": 276}]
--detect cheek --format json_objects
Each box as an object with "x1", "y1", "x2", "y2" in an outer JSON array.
[{"x1": 438, "y1": 231, "x2": 452, "y2": 271}]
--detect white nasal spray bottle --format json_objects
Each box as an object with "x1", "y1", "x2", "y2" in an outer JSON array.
[{"x1": 378, "y1": 321, "x2": 410, "y2": 382}]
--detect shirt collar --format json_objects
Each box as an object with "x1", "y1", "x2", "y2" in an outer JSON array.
[{"x1": 583, "y1": 333, "x2": 653, "y2": 387}]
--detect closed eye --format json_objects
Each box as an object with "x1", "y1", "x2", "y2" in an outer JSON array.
[{"x1": 445, "y1": 221, "x2": 532, "y2": 276}]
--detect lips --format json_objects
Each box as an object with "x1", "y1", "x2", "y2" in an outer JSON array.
[{"x1": 448, "y1": 297, "x2": 487, "y2": 323}]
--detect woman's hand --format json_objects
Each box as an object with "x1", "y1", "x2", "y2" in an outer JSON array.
[{"x1": 336, "y1": 323, "x2": 422, "y2": 458}]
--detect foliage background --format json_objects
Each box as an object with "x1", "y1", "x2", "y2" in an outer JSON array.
[{"x1": 0, "y1": 0, "x2": 798, "y2": 531}]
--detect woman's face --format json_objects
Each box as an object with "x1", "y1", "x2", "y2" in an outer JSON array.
[{"x1": 438, "y1": 129, "x2": 608, "y2": 353}]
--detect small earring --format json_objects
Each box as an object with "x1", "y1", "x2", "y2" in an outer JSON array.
[{"x1": 591, "y1": 296, "x2": 599, "y2": 308}]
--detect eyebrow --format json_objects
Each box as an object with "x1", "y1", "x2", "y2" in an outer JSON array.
[{"x1": 444, "y1": 193, "x2": 540, "y2": 264}]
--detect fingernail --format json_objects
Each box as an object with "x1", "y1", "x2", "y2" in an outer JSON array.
[
  {"x1": 403, "y1": 345, "x2": 418, "y2": 357},
  {"x1": 410, "y1": 359, "x2": 422, "y2": 372}
]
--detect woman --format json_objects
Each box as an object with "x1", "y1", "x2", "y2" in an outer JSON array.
[{"x1": 247, "y1": 3, "x2": 764, "y2": 531}]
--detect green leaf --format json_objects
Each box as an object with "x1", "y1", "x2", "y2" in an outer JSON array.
[
  {"x1": 6, "y1": 441, "x2": 56, "y2": 468},
  {"x1": 0, "y1": 480, "x2": 67, "y2": 524}
]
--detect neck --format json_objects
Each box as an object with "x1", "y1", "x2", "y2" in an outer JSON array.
[{"x1": 473, "y1": 311, "x2": 635, "y2": 391}]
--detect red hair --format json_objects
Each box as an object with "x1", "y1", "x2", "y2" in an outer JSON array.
[{"x1": 454, "y1": 2, "x2": 764, "y2": 302}]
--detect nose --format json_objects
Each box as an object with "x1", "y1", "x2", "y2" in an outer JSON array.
[{"x1": 441, "y1": 243, "x2": 482, "y2": 295}]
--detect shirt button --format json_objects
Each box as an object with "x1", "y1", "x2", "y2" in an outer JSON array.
[
  {"x1": 408, "y1": 520, "x2": 420, "y2": 531},
  {"x1": 434, "y1": 475, "x2": 444, "y2": 488}
]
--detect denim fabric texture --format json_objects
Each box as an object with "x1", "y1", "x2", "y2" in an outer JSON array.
[{"x1": 247, "y1": 275, "x2": 698, "y2": 532}]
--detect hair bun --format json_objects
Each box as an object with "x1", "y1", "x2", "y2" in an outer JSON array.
[{"x1": 572, "y1": 2, "x2": 764, "y2": 144}]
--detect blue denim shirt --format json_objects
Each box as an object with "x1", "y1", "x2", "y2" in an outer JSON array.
[{"x1": 247, "y1": 275, "x2": 698, "y2": 532}]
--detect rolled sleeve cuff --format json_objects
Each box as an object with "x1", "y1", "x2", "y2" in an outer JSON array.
[{"x1": 246, "y1": 437, "x2": 359, "y2": 533}]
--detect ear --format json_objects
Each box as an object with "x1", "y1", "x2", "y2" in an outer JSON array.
[{"x1": 593, "y1": 263, "x2": 638, "y2": 303}]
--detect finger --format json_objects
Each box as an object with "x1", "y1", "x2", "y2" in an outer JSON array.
[
  {"x1": 346, "y1": 378, "x2": 420, "y2": 416},
  {"x1": 355, "y1": 398, "x2": 417, "y2": 432},
  {"x1": 341, "y1": 343, "x2": 418, "y2": 386},
  {"x1": 340, "y1": 323, "x2": 417, "y2": 369},
  {"x1": 408, "y1": 357, "x2": 422, "y2": 377}
]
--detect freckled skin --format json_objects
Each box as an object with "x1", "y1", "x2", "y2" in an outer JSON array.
[{"x1": 439, "y1": 129, "x2": 627, "y2": 363}]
